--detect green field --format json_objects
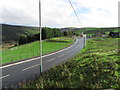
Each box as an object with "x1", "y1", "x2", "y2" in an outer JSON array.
[
  {"x1": 2, "y1": 37, "x2": 74, "y2": 64},
  {"x1": 19, "y1": 38, "x2": 120, "y2": 88}
]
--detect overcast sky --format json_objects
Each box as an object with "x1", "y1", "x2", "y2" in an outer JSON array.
[{"x1": 0, "y1": 0, "x2": 119, "y2": 28}]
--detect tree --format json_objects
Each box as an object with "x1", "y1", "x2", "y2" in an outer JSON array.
[
  {"x1": 63, "y1": 31, "x2": 68, "y2": 36},
  {"x1": 19, "y1": 36, "x2": 26, "y2": 45}
]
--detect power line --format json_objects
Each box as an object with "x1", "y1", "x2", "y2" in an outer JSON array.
[{"x1": 68, "y1": 0, "x2": 82, "y2": 26}]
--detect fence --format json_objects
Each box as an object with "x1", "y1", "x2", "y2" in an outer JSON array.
[{"x1": 2, "y1": 40, "x2": 72, "y2": 64}]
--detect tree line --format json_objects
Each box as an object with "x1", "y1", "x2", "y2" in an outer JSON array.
[
  {"x1": 42, "y1": 27, "x2": 63, "y2": 39},
  {"x1": 19, "y1": 27, "x2": 62, "y2": 45},
  {"x1": 19, "y1": 27, "x2": 75, "y2": 45},
  {"x1": 109, "y1": 32, "x2": 120, "y2": 38},
  {"x1": 63, "y1": 30, "x2": 75, "y2": 36}
]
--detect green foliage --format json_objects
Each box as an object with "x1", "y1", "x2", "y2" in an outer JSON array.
[
  {"x1": 63, "y1": 30, "x2": 74, "y2": 36},
  {"x1": 19, "y1": 38, "x2": 120, "y2": 89},
  {"x1": 18, "y1": 34, "x2": 39, "y2": 45},
  {"x1": 18, "y1": 27, "x2": 63, "y2": 45},
  {"x1": 42, "y1": 27, "x2": 63, "y2": 40}
]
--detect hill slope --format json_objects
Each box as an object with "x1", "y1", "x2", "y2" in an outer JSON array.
[
  {"x1": 61, "y1": 27, "x2": 120, "y2": 33},
  {"x1": 2, "y1": 24, "x2": 39, "y2": 42}
]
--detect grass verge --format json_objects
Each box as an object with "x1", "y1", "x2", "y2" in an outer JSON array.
[
  {"x1": 2, "y1": 37, "x2": 74, "y2": 64},
  {"x1": 19, "y1": 38, "x2": 120, "y2": 89}
]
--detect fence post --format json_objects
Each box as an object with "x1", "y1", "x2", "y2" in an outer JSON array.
[
  {"x1": 11, "y1": 55, "x2": 13, "y2": 62},
  {"x1": 84, "y1": 34, "x2": 86, "y2": 48},
  {"x1": 33, "y1": 51, "x2": 34, "y2": 56},
  {"x1": 19, "y1": 54, "x2": 22, "y2": 60},
  {"x1": 27, "y1": 52, "x2": 29, "y2": 58}
]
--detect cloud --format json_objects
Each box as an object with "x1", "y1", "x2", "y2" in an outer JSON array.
[
  {"x1": 0, "y1": 0, "x2": 119, "y2": 27},
  {"x1": 76, "y1": 0, "x2": 118, "y2": 27},
  {"x1": 1, "y1": 0, "x2": 39, "y2": 26}
]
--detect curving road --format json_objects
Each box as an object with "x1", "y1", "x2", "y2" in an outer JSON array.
[{"x1": 1, "y1": 38, "x2": 85, "y2": 88}]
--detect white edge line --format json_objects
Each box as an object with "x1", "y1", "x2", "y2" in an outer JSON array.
[
  {"x1": 1, "y1": 39, "x2": 78, "y2": 69},
  {"x1": 1, "y1": 57, "x2": 40, "y2": 69},
  {"x1": 22, "y1": 64, "x2": 40, "y2": 71},
  {"x1": 42, "y1": 39, "x2": 78, "y2": 57},
  {"x1": 0, "y1": 75, "x2": 10, "y2": 79}
]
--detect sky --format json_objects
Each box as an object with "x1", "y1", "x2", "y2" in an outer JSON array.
[{"x1": 0, "y1": 0, "x2": 119, "y2": 28}]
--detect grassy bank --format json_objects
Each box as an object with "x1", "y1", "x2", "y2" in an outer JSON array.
[
  {"x1": 19, "y1": 38, "x2": 120, "y2": 89},
  {"x1": 2, "y1": 37, "x2": 74, "y2": 64}
]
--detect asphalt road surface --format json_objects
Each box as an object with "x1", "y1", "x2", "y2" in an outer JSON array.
[{"x1": 1, "y1": 38, "x2": 85, "y2": 88}]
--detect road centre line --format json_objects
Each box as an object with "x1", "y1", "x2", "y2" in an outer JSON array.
[
  {"x1": 0, "y1": 75, "x2": 10, "y2": 79},
  {"x1": 72, "y1": 48, "x2": 75, "y2": 51},
  {"x1": 58, "y1": 54, "x2": 65, "y2": 57},
  {"x1": 1, "y1": 39, "x2": 78, "y2": 69},
  {"x1": 22, "y1": 64, "x2": 40, "y2": 71},
  {"x1": 1, "y1": 57, "x2": 40, "y2": 69},
  {"x1": 63, "y1": 49, "x2": 77, "y2": 60},
  {"x1": 69, "y1": 50, "x2": 72, "y2": 52},
  {"x1": 47, "y1": 58, "x2": 56, "y2": 62},
  {"x1": 67, "y1": 51, "x2": 70, "y2": 53}
]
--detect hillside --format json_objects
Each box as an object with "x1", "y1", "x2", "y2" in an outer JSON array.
[
  {"x1": 1, "y1": 24, "x2": 120, "y2": 42},
  {"x1": 61, "y1": 27, "x2": 120, "y2": 37},
  {"x1": 1, "y1": 24, "x2": 39, "y2": 42},
  {"x1": 61, "y1": 27, "x2": 120, "y2": 33}
]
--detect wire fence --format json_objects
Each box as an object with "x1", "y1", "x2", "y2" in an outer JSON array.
[{"x1": 2, "y1": 49, "x2": 40, "y2": 64}]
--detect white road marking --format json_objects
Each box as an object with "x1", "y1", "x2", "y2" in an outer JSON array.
[
  {"x1": 0, "y1": 75, "x2": 10, "y2": 79},
  {"x1": 70, "y1": 50, "x2": 73, "y2": 52},
  {"x1": 69, "y1": 50, "x2": 72, "y2": 53},
  {"x1": 72, "y1": 48, "x2": 75, "y2": 51},
  {"x1": 22, "y1": 64, "x2": 39, "y2": 71},
  {"x1": 58, "y1": 54, "x2": 64, "y2": 57},
  {"x1": 74, "y1": 45, "x2": 79, "y2": 49},
  {"x1": 42, "y1": 39, "x2": 78, "y2": 57},
  {"x1": 1, "y1": 39, "x2": 79, "y2": 69},
  {"x1": 1, "y1": 57, "x2": 40, "y2": 69},
  {"x1": 47, "y1": 58, "x2": 56, "y2": 62},
  {"x1": 67, "y1": 51, "x2": 70, "y2": 53},
  {"x1": 68, "y1": 51, "x2": 71, "y2": 53}
]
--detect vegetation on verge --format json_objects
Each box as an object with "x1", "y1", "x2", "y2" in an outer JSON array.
[{"x1": 19, "y1": 38, "x2": 120, "y2": 89}]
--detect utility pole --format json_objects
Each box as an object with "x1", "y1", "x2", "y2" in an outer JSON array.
[{"x1": 39, "y1": 0, "x2": 42, "y2": 73}]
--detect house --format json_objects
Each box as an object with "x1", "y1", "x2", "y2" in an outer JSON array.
[{"x1": 95, "y1": 32, "x2": 107, "y2": 37}]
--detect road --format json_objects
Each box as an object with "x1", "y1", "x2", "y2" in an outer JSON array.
[{"x1": 1, "y1": 38, "x2": 85, "y2": 88}]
